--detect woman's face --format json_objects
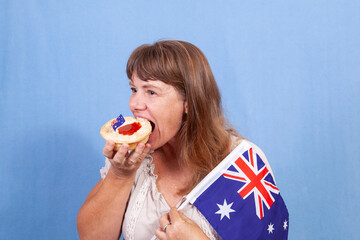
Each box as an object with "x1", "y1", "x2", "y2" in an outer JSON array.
[{"x1": 128, "y1": 74, "x2": 186, "y2": 150}]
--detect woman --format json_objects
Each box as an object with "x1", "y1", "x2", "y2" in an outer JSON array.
[{"x1": 77, "y1": 40, "x2": 271, "y2": 240}]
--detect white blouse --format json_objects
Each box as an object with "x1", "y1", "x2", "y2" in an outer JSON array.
[{"x1": 99, "y1": 139, "x2": 273, "y2": 240}]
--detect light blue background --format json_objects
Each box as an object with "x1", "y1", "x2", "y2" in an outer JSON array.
[{"x1": 1, "y1": 0, "x2": 359, "y2": 239}]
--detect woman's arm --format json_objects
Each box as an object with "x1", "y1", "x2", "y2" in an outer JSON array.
[{"x1": 77, "y1": 141, "x2": 151, "y2": 240}]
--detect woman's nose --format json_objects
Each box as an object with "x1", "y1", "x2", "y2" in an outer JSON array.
[{"x1": 129, "y1": 94, "x2": 146, "y2": 111}]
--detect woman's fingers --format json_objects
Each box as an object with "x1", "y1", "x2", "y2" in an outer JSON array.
[
  {"x1": 178, "y1": 210, "x2": 193, "y2": 224},
  {"x1": 103, "y1": 141, "x2": 116, "y2": 159},
  {"x1": 128, "y1": 143, "x2": 151, "y2": 165},
  {"x1": 112, "y1": 144, "x2": 130, "y2": 164},
  {"x1": 168, "y1": 207, "x2": 182, "y2": 224},
  {"x1": 155, "y1": 213, "x2": 170, "y2": 240},
  {"x1": 155, "y1": 227, "x2": 167, "y2": 240},
  {"x1": 126, "y1": 143, "x2": 145, "y2": 165},
  {"x1": 155, "y1": 208, "x2": 209, "y2": 240},
  {"x1": 159, "y1": 213, "x2": 170, "y2": 228},
  {"x1": 106, "y1": 142, "x2": 151, "y2": 178}
]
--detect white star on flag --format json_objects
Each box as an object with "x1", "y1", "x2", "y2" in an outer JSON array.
[
  {"x1": 283, "y1": 220, "x2": 288, "y2": 230},
  {"x1": 215, "y1": 199, "x2": 236, "y2": 220},
  {"x1": 267, "y1": 222, "x2": 274, "y2": 234}
]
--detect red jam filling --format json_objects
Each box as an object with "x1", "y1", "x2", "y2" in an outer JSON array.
[{"x1": 117, "y1": 122, "x2": 142, "y2": 135}]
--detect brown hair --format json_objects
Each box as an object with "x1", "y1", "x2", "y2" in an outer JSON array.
[{"x1": 126, "y1": 40, "x2": 240, "y2": 193}]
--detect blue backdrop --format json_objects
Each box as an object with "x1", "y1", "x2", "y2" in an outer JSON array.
[{"x1": 1, "y1": 0, "x2": 359, "y2": 239}]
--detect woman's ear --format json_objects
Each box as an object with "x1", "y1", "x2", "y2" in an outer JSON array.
[{"x1": 184, "y1": 101, "x2": 188, "y2": 114}]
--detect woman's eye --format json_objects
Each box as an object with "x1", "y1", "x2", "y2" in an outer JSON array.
[
  {"x1": 131, "y1": 88, "x2": 137, "y2": 93},
  {"x1": 149, "y1": 90, "x2": 155, "y2": 95}
]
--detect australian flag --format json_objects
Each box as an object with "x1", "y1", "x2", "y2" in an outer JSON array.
[{"x1": 184, "y1": 141, "x2": 289, "y2": 239}]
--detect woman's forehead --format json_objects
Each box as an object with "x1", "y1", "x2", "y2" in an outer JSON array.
[{"x1": 129, "y1": 77, "x2": 169, "y2": 89}]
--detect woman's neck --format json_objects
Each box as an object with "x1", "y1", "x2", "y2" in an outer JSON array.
[
  {"x1": 152, "y1": 144, "x2": 194, "y2": 206},
  {"x1": 153, "y1": 143, "x2": 180, "y2": 171}
]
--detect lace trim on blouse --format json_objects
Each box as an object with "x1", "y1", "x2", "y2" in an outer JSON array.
[{"x1": 125, "y1": 156, "x2": 156, "y2": 240}]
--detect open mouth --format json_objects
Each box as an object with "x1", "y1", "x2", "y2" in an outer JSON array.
[{"x1": 149, "y1": 121, "x2": 155, "y2": 133}]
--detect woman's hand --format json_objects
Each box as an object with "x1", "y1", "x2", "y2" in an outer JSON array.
[
  {"x1": 103, "y1": 140, "x2": 151, "y2": 178},
  {"x1": 155, "y1": 208, "x2": 210, "y2": 240}
]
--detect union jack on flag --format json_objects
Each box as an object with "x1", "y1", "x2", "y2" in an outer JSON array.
[
  {"x1": 181, "y1": 140, "x2": 289, "y2": 240},
  {"x1": 222, "y1": 147, "x2": 280, "y2": 220}
]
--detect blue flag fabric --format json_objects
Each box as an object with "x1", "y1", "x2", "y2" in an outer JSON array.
[{"x1": 186, "y1": 141, "x2": 289, "y2": 240}]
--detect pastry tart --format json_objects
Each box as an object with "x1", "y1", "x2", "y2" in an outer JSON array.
[{"x1": 100, "y1": 115, "x2": 152, "y2": 150}]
